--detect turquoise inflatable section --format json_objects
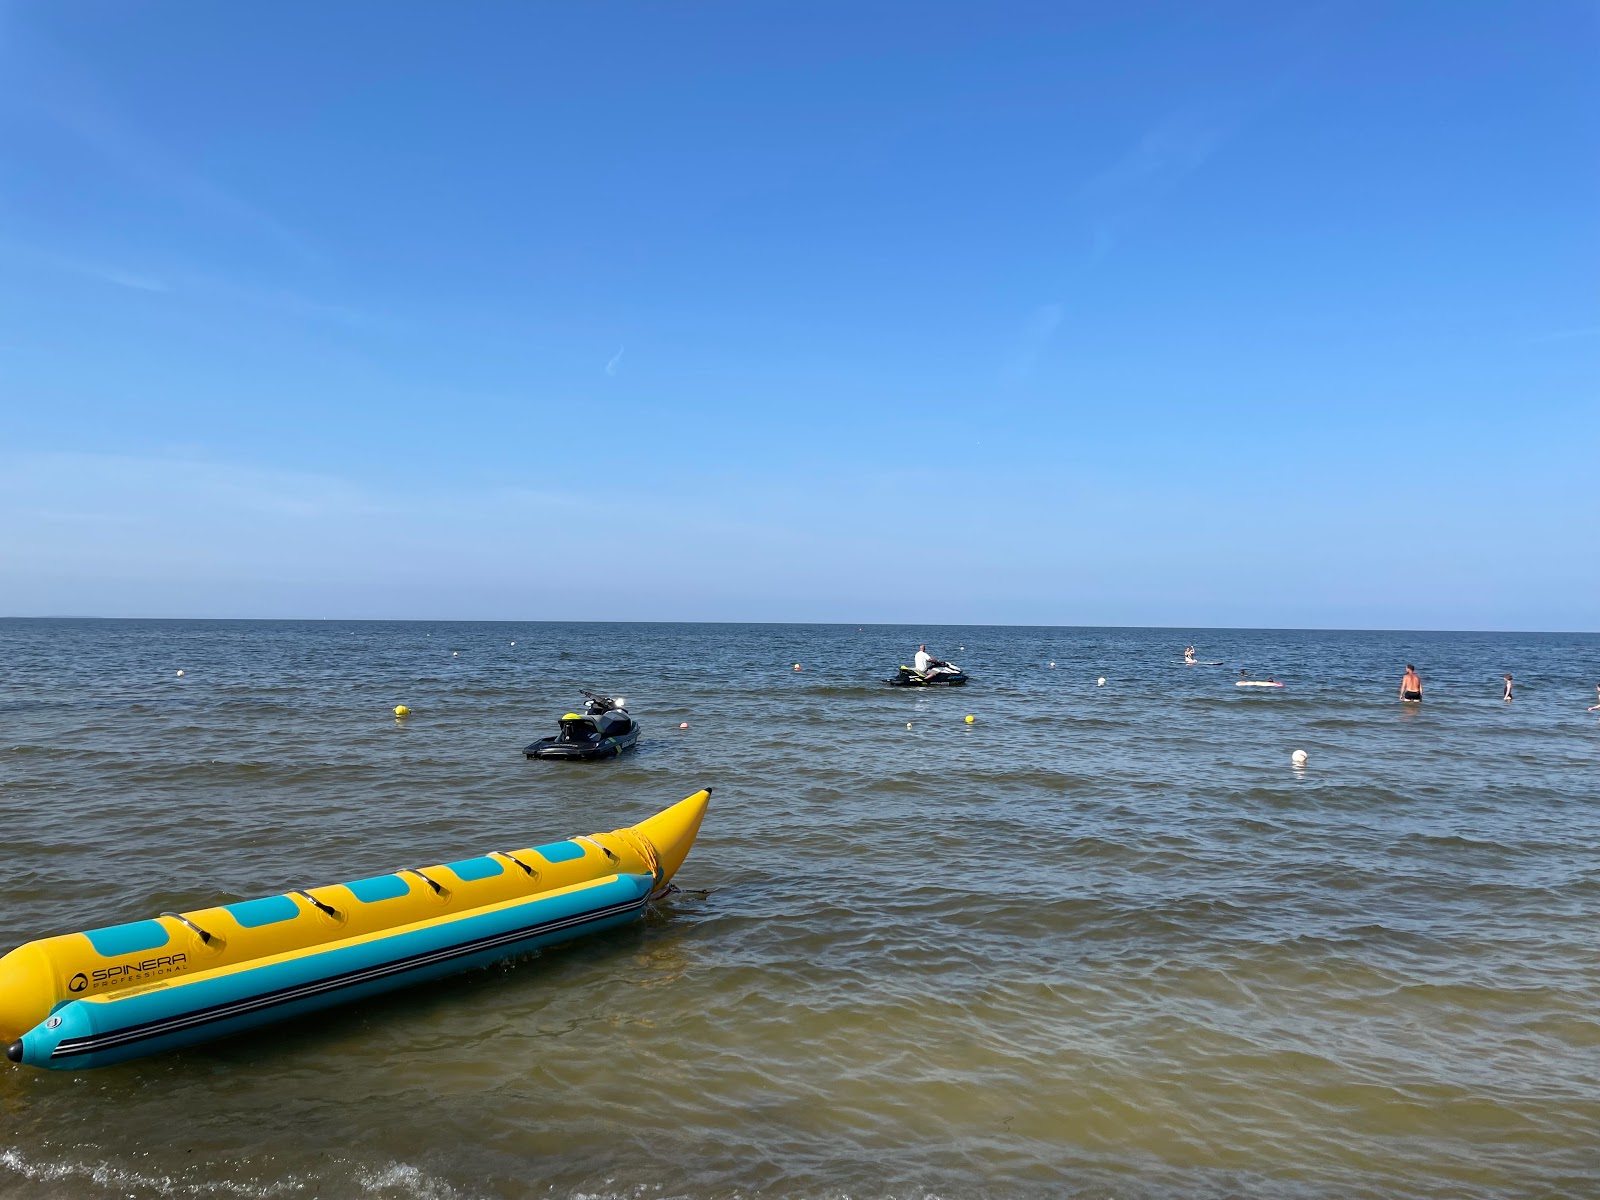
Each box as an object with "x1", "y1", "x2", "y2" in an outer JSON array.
[
  {"x1": 444, "y1": 856, "x2": 504, "y2": 882},
  {"x1": 344, "y1": 874, "x2": 410, "y2": 903},
  {"x1": 224, "y1": 896, "x2": 300, "y2": 929},
  {"x1": 533, "y1": 840, "x2": 585, "y2": 863},
  {"x1": 84, "y1": 920, "x2": 170, "y2": 957}
]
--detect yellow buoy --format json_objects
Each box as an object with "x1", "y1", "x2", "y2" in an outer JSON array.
[
  {"x1": 965, "y1": 714, "x2": 975, "y2": 724},
  {"x1": 393, "y1": 705, "x2": 410, "y2": 717},
  {"x1": 905, "y1": 722, "x2": 913, "y2": 729}
]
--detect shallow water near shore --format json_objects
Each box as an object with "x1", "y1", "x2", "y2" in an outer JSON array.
[{"x1": 1, "y1": 618, "x2": 1597, "y2": 1199}]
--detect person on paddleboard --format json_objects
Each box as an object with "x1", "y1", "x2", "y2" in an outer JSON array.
[
  {"x1": 1184, "y1": 645, "x2": 1197, "y2": 663},
  {"x1": 1400, "y1": 665, "x2": 1423, "y2": 702}
]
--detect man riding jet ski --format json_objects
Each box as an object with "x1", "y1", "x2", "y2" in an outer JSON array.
[
  {"x1": 887, "y1": 645, "x2": 968, "y2": 686},
  {"x1": 524, "y1": 690, "x2": 641, "y2": 760}
]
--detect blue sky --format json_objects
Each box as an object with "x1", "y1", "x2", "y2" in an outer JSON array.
[{"x1": 1, "y1": 1, "x2": 1596, "y2": 628}]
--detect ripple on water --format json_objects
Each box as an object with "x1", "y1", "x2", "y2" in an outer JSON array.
[{"x1": 0, "y1": 619, "x2": 1598, "y2": 1200}]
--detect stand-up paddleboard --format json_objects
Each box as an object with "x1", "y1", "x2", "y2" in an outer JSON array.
[
  {"x1": 1236, "y1": 680, "x2": 1284, "y2": 688},
  {"x1": 1174, "y1": 660, "x2": 1224, "y2": 666}
]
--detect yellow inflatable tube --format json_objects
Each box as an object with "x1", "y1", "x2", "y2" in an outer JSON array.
[{"x1": 0, "y1": 788, "x2": 710, "y2": 1044}]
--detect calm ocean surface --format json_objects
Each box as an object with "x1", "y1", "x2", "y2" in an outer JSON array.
[{"x1": 0, "y1": 619, "x2": 1596, "y2": 1199}]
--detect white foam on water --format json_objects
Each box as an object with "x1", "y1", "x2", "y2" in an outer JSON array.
[
  {"x1": 0, "y1": 1146, "x2": 308, "y2": 1198},
  {"x1": 355, "y1": 1161, "x2": 478, "y2": 1200}
]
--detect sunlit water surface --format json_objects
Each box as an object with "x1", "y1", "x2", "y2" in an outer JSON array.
[{"x1": 1, "y1": 620, "x2": 1597, "y2": 1199}]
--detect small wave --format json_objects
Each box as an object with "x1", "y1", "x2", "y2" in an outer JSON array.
[
  {"x1": 0, "y1": 1147, "x2": 308, "y2": 1198},
  {"x1": 355, "y1": 1162, "x2": 475, "y2": 1199}
]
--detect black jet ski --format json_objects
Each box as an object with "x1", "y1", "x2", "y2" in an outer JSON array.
[
  {"x1": 524, "y1": 691, "x2": 641, "y2": 760},
  {"x1": 886, "y1": 660, "x2": 969, "y2": 687}
]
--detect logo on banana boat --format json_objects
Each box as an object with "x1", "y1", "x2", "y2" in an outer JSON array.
[{"x1": 88, "y1": 953, "x2": 189, "y2": 988}]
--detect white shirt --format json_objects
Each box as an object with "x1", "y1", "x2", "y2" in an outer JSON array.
[{"x1": 914, "y1": 649, "x2": 931, "y2": 673}]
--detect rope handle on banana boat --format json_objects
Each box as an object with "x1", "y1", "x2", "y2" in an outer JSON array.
[{"x1": 160, "y1": 911, "x2": 222, "y2": 946}]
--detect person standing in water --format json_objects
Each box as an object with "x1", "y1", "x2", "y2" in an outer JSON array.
[
  {"x1": 1588, "y1": 683, "x2": 1600, "y2": 712},
  {"x1": 1503, "y1": 674, "x2": 1514, "y2": 702},
  {"x1": 1400, "y1": 664, "x2": 1423, "y2": 702}
]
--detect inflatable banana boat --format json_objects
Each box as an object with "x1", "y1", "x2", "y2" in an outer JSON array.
[{"x1": 0, "y1": 789, "x2": 709, "y2": 1071}]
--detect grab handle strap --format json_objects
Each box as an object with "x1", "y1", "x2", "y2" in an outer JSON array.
[
  {"x1": 498, "y1": 851, "x2": 540, "y2": 878},
  {"x1": 405, "y1": 868, "x2": 446, "y2": 896},
  {"x1": 293, "y1": 890, "x2": 341, "y2": 919},
  {"x1": 573, "y1": 835, "x2": 620, "y2": 863},
  {"x1": 160, "y1": 912, "x2": 219, "y2": 945}
]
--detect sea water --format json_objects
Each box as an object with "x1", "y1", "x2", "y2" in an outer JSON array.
[{"x1": 0, "y1": 620, "x2": 1596, "y2": 1199}]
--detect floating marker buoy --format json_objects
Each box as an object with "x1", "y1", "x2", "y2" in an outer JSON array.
[
  {"x1": 793, "y1": 664, "x2": 802, "y2": 671},
  {"x1": 1049, "y1": 662, "x2": 1055, "y2": 668},
  {"x1": 906, "y1": 722, "x2": 913, "y2": 729},
  {"x1": 452, "y1": 651, "x2": 459, "y2": 657},
  {"x1": 679, "y1": 722, "x2": 689, "y2": 730},
  {"x1": 1097, "y1": 677, "x2": 1106, "y2": 686},
  {"x1": 1292, "y1": 749, "x2": 1308, "y2": 767},
  {"x1": 510, "y1": 641, "x2": 515, "y2": 646},
  {"x1": 965, "y1": 714, "x2": 975, "y2": 724},
  {"x1": 175, "y1": 670, "x2": 185, "y2": 677},
  {"x1": 394, "y1": 705, "x2": 410, "y2": 717}
]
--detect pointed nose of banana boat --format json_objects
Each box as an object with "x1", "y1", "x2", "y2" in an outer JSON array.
[{"x1": 630, "y1": 788, "x2": 711, "y2": 885}]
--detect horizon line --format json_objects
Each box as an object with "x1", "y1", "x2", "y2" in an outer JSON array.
[{"x1": 2, "y1": 615, "x2": 1596, "y2": 636}]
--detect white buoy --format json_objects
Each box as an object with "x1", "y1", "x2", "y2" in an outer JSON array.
[
  {"x1": 906, "y1": 722, "x2": 912, "y2": 729},
  {"x1": 679, "y1": 722, "x2": 689, "y2": 730},
  {"x1": 452, "y1": 651, "x2": 459, "y2": 657},
  {"x1": 175, "y1": 670, "x2": 185, "y2": 677},
  {"x1": 1292, "y1": 749, "x2": 1308, "y2": 767},
  {"x1": 1049, "y1": 662, "x2": 1055, "y2": 668},
  {"x1": 1097, "y1": 676, "x2": 1106, "y2": 686}
]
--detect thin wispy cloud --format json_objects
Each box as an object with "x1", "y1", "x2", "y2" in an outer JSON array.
[
  {"x1": 0, "y1": 240, "x2": 168, "y2": 292},
  {"x1": 1082, "y1": 111, "x2": 1233, "y2": 202},
  {"x1": 0, "y1": 240, "x2": 397, "y2": 331},
  {"x1": 0, "y1": 452, "x2": 397, "y2": 528},
  {"x1": 0, "y1": 20, "x2": 318, "y2": 266},
  {"x1": 83, "y1": 264, "x2": 168, "y2": 293},
  {"x1": 1523, "y1": 325, "x2": 1600, "y2": 345},
  {"x1": 1079, "y1": 107, "x2": 1241, "y2": 262},
  {"x1": 1005, "y1": 303, "x2": 1065, "y2": 382},
  {"x1": 605, "y1": 346, "x2": 625, "y2": 376}
]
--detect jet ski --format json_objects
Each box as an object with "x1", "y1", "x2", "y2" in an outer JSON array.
[
  {"x1": 525, "y1": 691, "x2": 641, "y2": 760},
  {"x1": 886, "y1": 660, "x2": 969, "y2": 687}
]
